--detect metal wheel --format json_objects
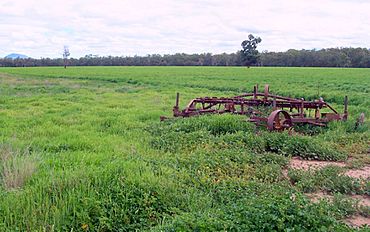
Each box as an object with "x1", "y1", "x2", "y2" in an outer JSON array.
[{"x1": 267, "y1": 110, "x2": 293, "y2": 131}]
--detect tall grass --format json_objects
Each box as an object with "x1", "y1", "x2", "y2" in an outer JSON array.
[
  {"x1": 0, "y1": 67, "x2": 368, "y2": 231},
  {"x1": 0, "y1": 144, "x2": 37, "y2": 190}
]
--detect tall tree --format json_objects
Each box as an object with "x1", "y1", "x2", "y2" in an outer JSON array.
[
  {"x1": 63, "y1": 46, "x2": 70, "y2": 68},
  {"x1": 241, "y1": 34, "x2": 262, "y2": 67}
]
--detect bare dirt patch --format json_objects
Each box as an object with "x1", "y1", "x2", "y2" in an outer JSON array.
[
  {"x1": 305, "y1": 192, "x2": 333, "y2": 203},
  {"x1": 288, "y1": 157, "x2": 346, "y2": 171},
  {"x1": 306, "y1": 192, "x2": 370, "y2": 207},
  {"x1": 289, "y1": 156, "x2": 370, "y2": 228},
  {"x1": 345, "y1": 215, "x2": 370, "y2": 228},
  {"x1": 345, "y1": 166, "x2": 370, "y2": 179},
  {"x1": 351, "y1": 195, "x2": 370, "y2": 207},
  {"x1": 288, "y1": 157, "x2": 370, "y2": 180}
]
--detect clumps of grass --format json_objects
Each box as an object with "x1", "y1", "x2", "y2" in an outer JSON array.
[
  {"x1": 331, "y1": 194, "x2": 359, "y2": 218},
  {"x1": 307, "y1": 193, "x2": 369, "y2": 220},
  {"x1": 288, "y1": 166, "x2": 366, "y2": 194},
  {"x1": 294, "y1": 124, "x2": 326, "y2": 135},
  {"x1": 114, "y1": 86, "x2": 140, "y2": 93},
  {"x1": 251, "y1": 152, "x2": 290, "y2": 167},
  {"x1": 155, "y1": 182, "x2": 353, "y2": 231},
  {"x1": 0, "y1": 144, "x2": 37, "y2": 190},
  {"x1": 150, "y1": 115, "x2": 347, "y2": 161},
  {"x1": 253, "y1": 163, "x2": 285, "y2": 183},
  {"x1": 320, "y1": 122, "x2": 369, "y2": 151},
  {"x1": 152, "y1": 114, "x2": 255, "y2": 136},
  {"x1": 245, "y1": 153, "x2": 289, "y2": 183},
  {"x1": 365, "y1": 181, "x2": 370, "y2": 196},
  {"x1": 359, "y1": 204, "x2": 370, "y2": 218},
  {"x1": 8, "y1": 160, "x2": 196, "y2": 231},
  {"x1": 146, "y1": 146, "x2": 290, "y2": 189},
  {"x1": 264, "y1": 132, "x2": 347, "y2": 161}
]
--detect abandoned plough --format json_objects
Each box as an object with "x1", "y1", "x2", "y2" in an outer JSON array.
[{"x1": 161, "y1": 84, "x2": 348, "y2": 131}]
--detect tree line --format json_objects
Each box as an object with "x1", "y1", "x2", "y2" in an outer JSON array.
[{"x1": 1, "y1": 47, "x2": 369, "y2": 68}]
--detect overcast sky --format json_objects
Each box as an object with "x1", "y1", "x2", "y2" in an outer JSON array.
[{"x1": 0, "y1": 0, "x2": 369, "y2": 58}]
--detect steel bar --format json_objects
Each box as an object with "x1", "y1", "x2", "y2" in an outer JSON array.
[{"x1": 165, "y1": 84, "x2": 348, "y2": 131}]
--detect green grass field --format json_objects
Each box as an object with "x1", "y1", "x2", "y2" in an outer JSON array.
[{"x1": 0, "y1": 66, "x2": 369, "y2": 231}]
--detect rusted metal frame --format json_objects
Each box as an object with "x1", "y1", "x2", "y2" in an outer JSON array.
[
  {"x1": 186, "y1": 101, "x2": 327, "y2": 114},
  {"x1": 324, "y1": 103, "x2": 338, "y2": 114},
  {"x1": 290, "y1": 118, "x2": 326, "y2": 126},
  {"x1": 179, "y1": 98, "x2": 330, "y2": 117},
  {"x1": 343, "y1": 96, "x2": 348, "y2": 121},
  {"x1": 236, "y1": 93, "x2": 308, "y2": 103},
  {"x1": 189, "y1": 97, "x2": 316, "y2": 107},
  {"x1": 167, "y1": 84, "x2": 348, "y2": 131}
]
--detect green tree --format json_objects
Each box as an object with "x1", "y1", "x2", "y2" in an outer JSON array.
[
  {"x1": 241, "y1": 34, "x2": 262, "y2": 67},
  {"x1": 63, "y1": 46, "x2": 70, "y2": 68}
]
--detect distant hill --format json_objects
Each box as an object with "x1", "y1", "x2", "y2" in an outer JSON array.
[{"x1": 5, "y1": 53, "x2": 29, "y2": 59}]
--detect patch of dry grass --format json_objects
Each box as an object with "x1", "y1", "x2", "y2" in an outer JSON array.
[{"x1": 0, "y1": 144, "x2": 37, "y2": 190}]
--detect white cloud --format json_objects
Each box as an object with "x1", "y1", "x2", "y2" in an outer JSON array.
[{"x1": 0, "y1": 0, "x2": 369, "y2": 58}]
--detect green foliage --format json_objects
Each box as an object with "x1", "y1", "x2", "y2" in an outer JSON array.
[
  {"x1": 0, "y1": 160, "x2": 195, "y2": 231},
  {"x1": 150, "y1": 118, "x2": 347, "y2": 161},
  {"x1": 157, "y1": 183, "x2": 352, "y2": 231},
  {"x1": 240, "y1": 34, "x2": 262, "y2": 66},
  {"x1": 263, "y1": 132, "x2": 347, "y2": 160},
  {"x1": 2, "y1": 47, "x2": 370, "y2": 68},
  {"x1": 288, "y1": 166, "x2": 366, "y2": 195},
  {"x1": 254, "y1": 152, "x2": 289, "y2": 167},
  {"x1": 0, "y1": 67, "x2": 368, "y2": 231},
  {"x1": 151, "y1": 114, "x2": 255, "y2": 135},
  {"x1": 331, "y1": 194, "x2": 358, "y2": 218}
]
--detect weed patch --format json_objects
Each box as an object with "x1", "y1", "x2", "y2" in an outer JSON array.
[
  {"x1": 150, "y1": 115, "x2": 347, "y2": 161},
  {"x1": 288, "y1": 166, "x2": 367, "y2": 194},
  {"x1": 0, "y1": 144, "x2": 37, "y2": 190}
]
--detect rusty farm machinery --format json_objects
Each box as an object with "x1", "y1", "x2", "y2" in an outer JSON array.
[{"x1": 161, "y1": 84, "x2": 349, "y2": 131}]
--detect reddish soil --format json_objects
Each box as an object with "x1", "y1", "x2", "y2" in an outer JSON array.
[
  {"x1": 345, "y1": 166, "x2": 370, "y2": 179},
  {"x1": 351, "y1": 195, "x2": 370, "y2": 207},
  {"x1": 345, "y1": 215, "x2": 370, "y2": 228},
  {"x1": 306, "y1": 192, "x2": 370, "y2": 207},
  {"x1": 288, "y1": 157, "x2": 346, "y2": 171},
  {"x1": 288, "y1": 157, "x2": 370, "y2": 180},
  {"x1": 305, "y1": 192, "x2": 333, "y2": 203},
  {"x1": 287, "y1": 157, "x2": 370, "y2": 227}
]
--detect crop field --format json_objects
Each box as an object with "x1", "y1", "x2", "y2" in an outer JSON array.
[{"x1": 0, "y1": 66, "x2": 369, "y2": 231}]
